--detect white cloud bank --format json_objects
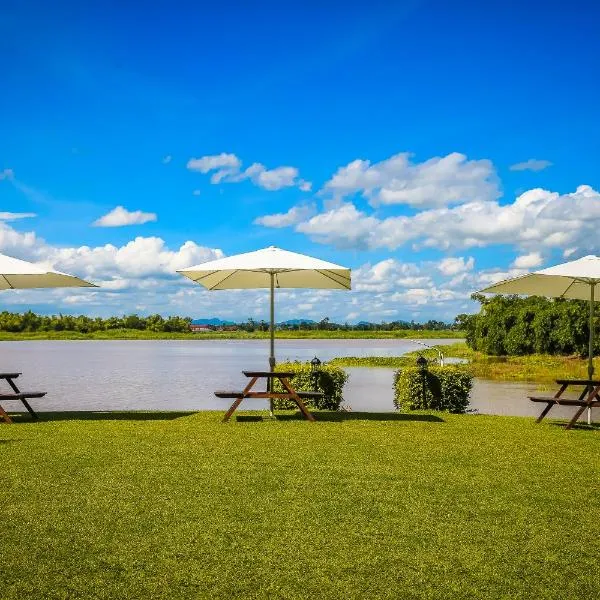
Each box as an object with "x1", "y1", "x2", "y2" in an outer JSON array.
[
  {"x1": 93, "y1": 206, "x2": 158, "y2": 227},
  {"x1": 0, "y1": 212, "x2": 36, "y2": 221},
  {"x1": 510, "y1": 159, "x2": 552, "y2": 172},
  {"x1": 187, "y1": 153, "x2": 311, "y2": 192},
  {"x1": 324, "y1": 152, "x2": 499, "y2": 208}
]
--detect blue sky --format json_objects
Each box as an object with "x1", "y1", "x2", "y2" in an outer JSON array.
[{"x1": 1, "y1": 0, "x2": 600, "y2": 322}]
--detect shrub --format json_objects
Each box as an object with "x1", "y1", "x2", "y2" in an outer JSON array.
[
  {"x1": 271, "y1": 361, "x2": 348, "y2": 411},
  {"x1": 393, "y1": 366, "x2": 473, "y2": 414}
]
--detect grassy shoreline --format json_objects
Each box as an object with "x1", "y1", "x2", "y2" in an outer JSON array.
[
  {"x1": 0, "y1": 328, "x2": 464, "y2": 341},
  {"x1": 332, "y1": 342, "x2": 600, "y2": 385}
]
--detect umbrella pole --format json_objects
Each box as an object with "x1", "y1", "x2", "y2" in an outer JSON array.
[
  {"x1": 269, "y1": 272, "x2": 275, "y2": 417},
  {"x1": 588, "y1": 283, "x2": 596, "y2": 425}
]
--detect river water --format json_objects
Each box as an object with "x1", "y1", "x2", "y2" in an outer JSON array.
[{"x1": 0, "y1": 339, "x2": 594, "y2": 421}]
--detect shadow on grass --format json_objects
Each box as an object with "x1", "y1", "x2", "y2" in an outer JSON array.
[
  {"x1": 8, "y1": 411, "x2": 196, "y2": 423},
  {"x1": 547, "y1": 420, "x2": 600, "y2": 431},
  {"x1": 275, "y1": 411, "x2": 445, "y2": 423}
]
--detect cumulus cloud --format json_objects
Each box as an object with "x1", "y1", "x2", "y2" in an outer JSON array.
[
  {"x1": 254, "y1": 204, "x2": 316, "y2": 228},
  {"x1": 93, "y1": 206, "x2": 158, "y2": 227},
  {"x1": 510, "y1": 159, "x2": 552, "y2": 172},
  {"x1": 0, "y1": 168, "x2": 15, "y2": 180},
  {"x1": 292, "y1": 184, "x2": 600, "y2": 254},
  {"x1": 512, "y1": 252, "x2": 543, "y2": 269},
  {"x1": 437, "y1": 257, "x2": 475, "y2": 276},
  {"x1": 187, "y1": 153, "x2": 311, "y2": 192},
  {"x1": 192, "y1": 190, "x2": 201, "y2": 196},
  {"x1": 187, "y1": 153, "x2": 241, "y2": 173},
  {"x1": 0, "y1": 212, "x2": 36, "y2": 221},
  {"x1": 324, "y1": 152, "x2": 499, "y2": 208},
  {"x1": 162, "y1": 155, "x2": 172, "y2": 164},
  {"x1": 353, "y1": 259, "x2": 432, "y2": 292}
]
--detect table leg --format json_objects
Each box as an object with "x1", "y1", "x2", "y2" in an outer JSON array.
[
  {"x1": 280, "y1": 378, "x2": 315, "y2": 422},
  {"x1": 6, "y1": 377, "x2": 38, "y2": 419},
  {"x1": 536, "y1": 402, "x2": 555, "y2": 424},
  {"x1": 565, "y1": 385, "x2": 600, "y2": 430},
  {"x1": 536, "y1": 383, "x2": 568, "y2": 423},
  {"x1": 0, "y1": 403, "x2": 12, "y2": 424},
  {"x1": 222, "y1": 377, "x2": 258, "y2": 423}
]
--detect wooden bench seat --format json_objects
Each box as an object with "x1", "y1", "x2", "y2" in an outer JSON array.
[
  {"x1": 215, "y1": 390, "x2": 324, "y2": 399},
  {"x1": 0, "y1": 392, "x2": 47, "y2": 400},
  {"x1": 529, "y1": 396, "x2": 600, "y2": 406}
]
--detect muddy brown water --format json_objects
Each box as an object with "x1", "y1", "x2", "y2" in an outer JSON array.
[{"x1": 0, "y1": 339, "x2": 594, "y2": 422}]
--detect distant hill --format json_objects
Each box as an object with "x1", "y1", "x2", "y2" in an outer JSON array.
[
  {"x1": 278, "y1": 319, "x2": 316, "y2": 325},
  {"x1": 191, "y1": 318, "x2": 236, "y2": 326}
]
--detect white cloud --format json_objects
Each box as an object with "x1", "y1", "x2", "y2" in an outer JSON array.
[
  {"x1": 187, "y1": 153, "x2": 311, "y2": 192},
  {"x1": 187, "y1": 153, "x2": 241, "y2": 173},
  {"x1": 192, "y1": 190, "x2": 201, "y2": 196},
  {"x1": 254, "y1": 204, "x2": 316, "y2": 228},
  {"x1": 324, "y1": 152, "x2": 499, "y2": 208},
  {"x1": 512, "y1": 252, "x2": 543, "y2": 269},
  {"x1": 293, "y1": 184, "x2": 600, "y2": 254},
  {"x1": 93, "y1": 206, "x2": 158, "y2": 227},
  {"x1": 437, "y1": 257, "x2": 475, "y2": 276},
  {"x1": 510, "y1": 159, "x2": 552, "y2": 172},
  {"x1": 0, "y1": 168, "x2": 15, "y2": 180},
  {"x1": 0, "y1": 212, "x2": 36, "y2": 221},
  {"x1": 162, "y1": 155, "x2": 172, "y2": 164}
]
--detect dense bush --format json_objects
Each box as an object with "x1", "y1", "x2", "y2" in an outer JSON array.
[
  {"x1": 393, "y1": 366, "x2": 473, "y2": 414},
  {"x1": 271, "y1": 361, "x2": 348, "y2": 411},
  {"x1": 457, "y1": 294, "x2": 591, "y2": 356},
  {"x1": 0, "y1": 311, "x2": 192, "y2": 333}
]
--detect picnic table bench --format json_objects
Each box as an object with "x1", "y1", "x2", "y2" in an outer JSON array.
[
  {"x1": 529, "y1": 379, "x2": 600, "y2": 430},
  {"x1": 0, "y1": 373, "x2": 47, "y2": 424},
  {"x1": 215, "y1": 371, "x2": 322, "y2": 422}
]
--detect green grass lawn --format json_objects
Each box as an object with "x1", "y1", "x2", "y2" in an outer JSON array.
[{"x1": 1, "y1": 411, "x2": 598, "y2": 600}]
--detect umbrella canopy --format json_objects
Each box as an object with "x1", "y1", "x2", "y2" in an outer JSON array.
[
  {"x1": 178, "y1": 246, "x2": 351, "y2": 369},
  {"x1": 0, "y1": 252, "x2": 96, "y2": 289},
  {"x1": 479, "y1": 255, "x2": 600, "y2": 378}
]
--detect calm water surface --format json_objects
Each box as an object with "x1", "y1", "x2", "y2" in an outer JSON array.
[{"x1": 0, "y1": 339, "x2": 594, "y2": 421}]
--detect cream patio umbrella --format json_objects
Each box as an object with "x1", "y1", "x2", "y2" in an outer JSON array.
[
  {"x1": 479, "y1": 255, "x2": 600, "y2": 382},
  {"x1": 0, "y1": 252, "x2": 96, "y2": 289},
  {"x1": 177, "y1": 246, "x2": 351, "y2": 373}
]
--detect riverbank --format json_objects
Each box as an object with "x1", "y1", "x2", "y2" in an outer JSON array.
[
  {"x1": 332, "y1": 342, "x2": 599, "y2": 385},
  {"x1": 0, "y1": 328, "x2": 463, "y2": 341},
  {"x1": 1, "y1": 411, "x2": 598, "y2": 599}
]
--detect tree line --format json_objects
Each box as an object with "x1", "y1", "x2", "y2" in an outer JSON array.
[
  {"x1": 456, "y1": 294, "x2": 592, "y2": 356},
  {"x1": 0, "y1": 311, "x2": 192, "y2": 333},
  {"x1": 0, "y1": 311, "x2": 456, "y2": 333},
  {"x1": 238, "y1": 317, "x2": 455, "y2": 332}
]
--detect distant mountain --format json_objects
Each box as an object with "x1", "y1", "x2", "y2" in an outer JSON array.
[
  {"x1": 191, "y1": 318, "x2": 236, "y2": 326},
  {"x1": 278, "y1": 319, "x2": 316, "y2": 325},
  {"x1": 356, "y1": 320, "x2": 375, "y2": 326}
]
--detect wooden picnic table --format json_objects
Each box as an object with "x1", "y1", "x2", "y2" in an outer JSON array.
[
  {"x1": 0, "y1": 373, "x2": 47, "y2": 424},
  {"x1": 529, "y1": 379, "x2": 600, "y2": 429},
  {"x1": 215, "y1": 371, "x2": 321, "y2": 422}
]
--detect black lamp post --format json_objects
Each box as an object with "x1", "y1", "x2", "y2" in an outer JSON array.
[{"x1": 310, "y1": 356, "x2": 321, "y2": 391}]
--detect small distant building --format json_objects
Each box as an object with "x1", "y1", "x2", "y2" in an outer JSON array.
[
  {"x1": 190, "y1": 324, "x2": 215, "y2": 333},
  {"x1": 221, "y1": 325, "x2": 238, "y2": 331}
]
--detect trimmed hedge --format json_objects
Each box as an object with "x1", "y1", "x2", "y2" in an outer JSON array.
[
  {"x1": 271, "y1": 361, "x2": 348, "y2": 411},
  {"x1": 394, "y1": 366, "x2": 473, "y2": 414}
]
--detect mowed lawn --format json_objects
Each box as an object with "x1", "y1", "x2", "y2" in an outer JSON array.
[{"x1": 1, "y1": 411, "x2": 599, "y2": 599}]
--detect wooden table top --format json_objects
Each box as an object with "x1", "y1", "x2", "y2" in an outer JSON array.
[
  {"x1": 0, "y1": 373, "x2": 21, "y2": 379},
  {"x1": 242, "y1": 371, "x2": 296, "y2": 378},
  {"x1": 555, "y1": 379, "x2": 600, "y2": 386}
]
